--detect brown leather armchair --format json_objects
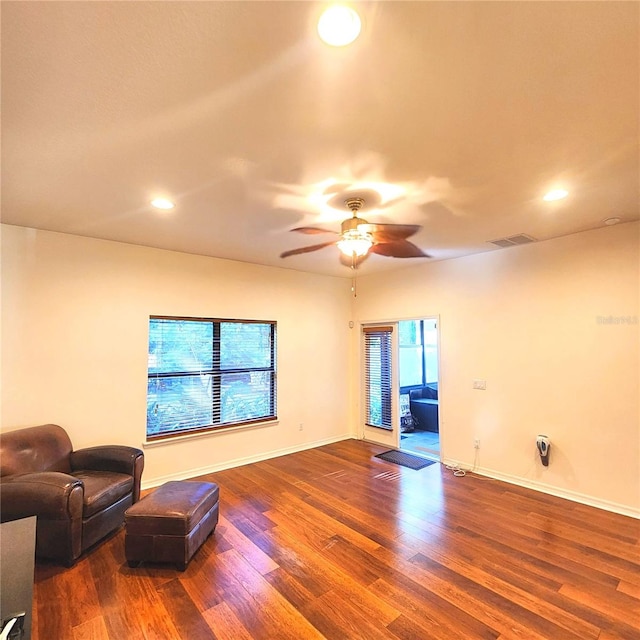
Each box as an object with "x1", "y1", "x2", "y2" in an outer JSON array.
[{"x1": 0, "y1": 424, "x2": 144, "y2": 566}]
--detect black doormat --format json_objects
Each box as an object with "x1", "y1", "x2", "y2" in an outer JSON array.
[{"x1": 375, "y1": 450, "x2": 436, "y2": 470}]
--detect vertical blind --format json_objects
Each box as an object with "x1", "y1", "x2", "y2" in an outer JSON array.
[{"x1": 364, "y1": 326, "x2": 393, "y2": 430}]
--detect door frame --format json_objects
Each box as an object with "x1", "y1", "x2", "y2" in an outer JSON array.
[{"x1": 359, "y1": 315, "x2": 442, "y2": 457}]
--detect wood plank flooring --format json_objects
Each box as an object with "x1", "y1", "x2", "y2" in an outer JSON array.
[{"x1": 32, "y1": 440, "x2": 640, "y2": 639}]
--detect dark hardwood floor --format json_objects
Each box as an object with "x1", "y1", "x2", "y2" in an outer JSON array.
[{"x1": 32, "y1": 440, "x2": 639, "y2": 639}]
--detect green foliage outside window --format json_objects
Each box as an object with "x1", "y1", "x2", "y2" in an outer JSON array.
[{"x1": 147, "y1": 317, "x2": 276, "y2": 439}]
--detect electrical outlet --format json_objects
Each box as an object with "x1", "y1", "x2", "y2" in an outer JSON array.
[
  {"x1": 473, "y1": 380, "x2": 487, "y2": 390},
  {"x1": 474, "y1": 438, "x2": 480, "y2": 449},
  {"x1": 299, "y1": 423, "x2": 303, "y2": 431}
]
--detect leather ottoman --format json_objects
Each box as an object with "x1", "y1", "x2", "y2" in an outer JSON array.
[{"x1": 125, "y1": 480, "x2": 219, "y2": 571}]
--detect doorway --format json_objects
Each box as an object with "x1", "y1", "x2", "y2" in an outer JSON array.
[{"x1": 398, "y1": 318, "x2": 440, "y2": 460}]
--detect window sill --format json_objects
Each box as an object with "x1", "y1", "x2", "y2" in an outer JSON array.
[{"x1": 142, "y1": 419, "x2": 279, "y2": 448}]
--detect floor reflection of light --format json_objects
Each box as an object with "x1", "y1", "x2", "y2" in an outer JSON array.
[{"x1": 366, "y1": 462, "x2": 447, "y2": 549}]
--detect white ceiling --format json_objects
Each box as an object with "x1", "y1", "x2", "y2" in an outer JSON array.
[{"x1": 2, "y1": 1, "x2": 638, "y2": 278}]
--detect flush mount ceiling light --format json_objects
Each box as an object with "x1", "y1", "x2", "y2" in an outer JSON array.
[
  {"x1": 603, "y1": 217, "x2": 621, "y2": 226},
  {"x1": 543, "y1": 189, "x2": 569, "y2": 202},
  {"x1": 317, "y1": 5, "x2": 361, "y2": 46},
  {"x1": 151, "y1": 197, "x2": 175, "y2": 210}
]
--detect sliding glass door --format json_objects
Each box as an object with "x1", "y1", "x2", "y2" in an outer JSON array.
[{"x1": 399, "y1": 317, "x2": 440, "y2": 460}]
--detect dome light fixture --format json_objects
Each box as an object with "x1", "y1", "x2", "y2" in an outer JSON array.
[
  {"x1": 151, "y1": 197, "x2": 175, "y2": 210},
  {"x1": 317, "y1": 5, "x2": 362, "y2": 47},
  {"x1": 543, "y1": 188, "x2": 569, "y2": 202}
]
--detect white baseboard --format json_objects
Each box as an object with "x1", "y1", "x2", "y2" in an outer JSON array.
[
  {"x1": 442, "y1": 457, "x2": 640, "y2": 520},
  {"x1": 141, "y1": 433, "x2": 352, "y2": 490}
]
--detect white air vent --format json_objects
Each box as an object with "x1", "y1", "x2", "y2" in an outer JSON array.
[{"x1": 488, "y1": 234, "x2": 536, "y2": 248}]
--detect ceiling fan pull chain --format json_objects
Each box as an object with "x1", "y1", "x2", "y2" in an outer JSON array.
[{"x1": 351, "y1": 259, "x2": 358, "y2": 297}]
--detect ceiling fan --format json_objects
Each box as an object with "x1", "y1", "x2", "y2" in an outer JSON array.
[{"x1": 280, "y1": 198, "x2": 430, "y2": 267}]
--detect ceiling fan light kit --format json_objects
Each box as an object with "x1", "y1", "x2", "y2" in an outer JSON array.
[
  {"x1": 337, "y1": 230, "x2": 373, "y2": 257},
  {"x1": 337, "y1": 197, "x2": 373, "y2": 256}
]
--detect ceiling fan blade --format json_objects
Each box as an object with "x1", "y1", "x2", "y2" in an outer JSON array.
[
  {"x1": 280, "y1": 241, "x2": 336, "y2": 258},
  {"x1": 339, "y1": 252, "x2": 370, "y2": 268},
  {"x1": 360, "y1": 223, "x2": 421, "y2": 242},
  {"x1": 291, "y1": 226, "x2": 337, "y2": 235},
  {"x1": 371, "y1": 240, "x2": 431, "y2": 258}
]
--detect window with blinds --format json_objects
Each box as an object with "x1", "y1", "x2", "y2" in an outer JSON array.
[
  {"x1": 364, "y1": 326, "x2": 393, "y2": 430},
  {"x1": 147, "y1": 317, "x2": 277, "y2": 440}
]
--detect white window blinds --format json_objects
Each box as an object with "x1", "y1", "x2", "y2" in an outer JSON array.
[{"x1": 364, "y1": 326, "x2": 393, "y2": 430}]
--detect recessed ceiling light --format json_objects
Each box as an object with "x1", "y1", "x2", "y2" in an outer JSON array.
[
  {"x1": 543, "y1": 189, "x2": 569, "y2": 202},
  {"x1": 317, "y1": 5, "x2": 361, "y2": 47},
  {"x1": 603, "y1": 217, "x2": 621, "y2": 226},
  {"x1": 151, "y1": 198, "x2": 175, "y2": 210}
]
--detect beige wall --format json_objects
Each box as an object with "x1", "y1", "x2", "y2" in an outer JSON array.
[
  {"x1": 2, "y1": 222, "x2": 638, "y2": 515},
  {"x1": 1, "y1": 225, "x2": 354, "y2": 486},
  {"x1": 352, "y1": 222, "x2": 640, "y2": 515}
]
